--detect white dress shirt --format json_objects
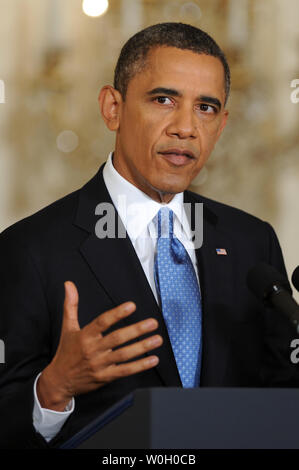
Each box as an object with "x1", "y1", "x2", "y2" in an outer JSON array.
[{"x1": 33, "y1": 151, "x2": 200, "y2": 442}]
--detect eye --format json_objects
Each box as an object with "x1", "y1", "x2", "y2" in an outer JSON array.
[
  {"x1": 154, "y1": 96, "x2": 172, "y2": 105},
  {"x1": 199, "y1": 103, "x2": 217, "y2": 114}
]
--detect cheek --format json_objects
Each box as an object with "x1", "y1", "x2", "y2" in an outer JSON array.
[
  {"x1": 198, "y1": 119, "x2": 224, "y2": 152},
  {"x1": 124, "y1": 108, "x2": 160, "y2": 150},
  {"x1": 199, "y1": 117, "x2": 222, "y2": 136}
]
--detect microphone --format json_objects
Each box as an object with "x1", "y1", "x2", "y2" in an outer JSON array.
[
  {"x1": 292, "y1": 266, "x2": 299, "y2": 292},
  {"x1": 247, "y1": 262, "x2": 299, "y2": 334}
]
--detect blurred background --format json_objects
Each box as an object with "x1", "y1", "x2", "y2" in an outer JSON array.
[{"x1": 0, "y1": 0, "x2": 298, "y2": 295}]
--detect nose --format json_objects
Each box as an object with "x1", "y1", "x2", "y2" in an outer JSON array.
[{"x1": 166, "y1": 105, "x2": 197, "y2": 139}]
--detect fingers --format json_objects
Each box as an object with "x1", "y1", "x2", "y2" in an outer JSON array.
[
  {"x1": 97, "y1": 317, "x2": 159, "y2": 352},
  {"x1": 84, "y1": 301, "x2": 137, "y2": 337},
  {"x1": 62, "y1": 281, "x2": 80, "y2": 332},
  {"x1": 99, "y1": 355, "x2": 160, "y2": 383},
  {"x1": 88, "y1": 330, "x2": 163, "y2": 384},
  {"x1": 106, "y1": 334, "x2": 163, "y2": 366}
]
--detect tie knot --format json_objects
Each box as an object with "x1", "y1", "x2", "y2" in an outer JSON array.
[
  {"x1": 156, "y1": 207, "x2": 173, "y2": 239},
  {"x1": 155, "y1": 207, "x2": 188, "y2": 264}
]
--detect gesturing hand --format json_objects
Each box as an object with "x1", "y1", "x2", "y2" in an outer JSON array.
[{"x1": 37, "y1": 281, "x2": 163, "y2": 411}]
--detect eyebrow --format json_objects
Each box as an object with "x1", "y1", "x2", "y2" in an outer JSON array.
[{"x1": 146, "y1": 87, "x2": 222, "y2": 110}]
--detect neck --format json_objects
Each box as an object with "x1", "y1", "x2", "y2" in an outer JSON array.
[{"x1": 112, "y1": 154, "x2": 176, "y2": 204}]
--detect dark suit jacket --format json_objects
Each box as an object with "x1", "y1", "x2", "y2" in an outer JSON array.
[{"x1": 0, "y1": 164, "x2": 298, "y2": 449}]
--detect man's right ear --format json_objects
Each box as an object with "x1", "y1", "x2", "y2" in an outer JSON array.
[{"x1": 98, "y1": 86, "x2": 123, "y2": 131}]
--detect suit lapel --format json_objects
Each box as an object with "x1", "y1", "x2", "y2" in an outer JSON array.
[
  {"x1": 185, "y1": 191, "x2": 234, "y2": 386},
  {"x1": 74, "y1": 165, "x2": 181, "y2": 387},
  {"x1": 74, "y1": 166, "x2": 235, "y2": 387}
]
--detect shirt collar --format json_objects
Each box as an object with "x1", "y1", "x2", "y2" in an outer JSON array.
[{"x1": 103, "y1": 152, "x2": 193, "y2": 242}]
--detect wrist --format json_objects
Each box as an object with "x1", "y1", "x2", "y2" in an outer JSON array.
[{"x1": 37, "y1": 365, "x2": 72, "y2": 412}]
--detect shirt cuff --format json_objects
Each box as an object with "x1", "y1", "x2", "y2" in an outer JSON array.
[{"x1": 33, "y1": 372, "x2": 75, "y2": 442}]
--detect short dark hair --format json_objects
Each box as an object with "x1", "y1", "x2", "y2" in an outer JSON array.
[{"x1": 114, "y1": 22, "x2": 230, "y2": 105}]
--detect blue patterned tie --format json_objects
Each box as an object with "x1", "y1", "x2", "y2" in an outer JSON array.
[{"x1": 154, "y1": 207, "x2": 202, "y2": 387}]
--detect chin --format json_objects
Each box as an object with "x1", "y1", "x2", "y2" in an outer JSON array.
[{"x1": 152, "y1": 179, "x2": 189, "y2": 195}]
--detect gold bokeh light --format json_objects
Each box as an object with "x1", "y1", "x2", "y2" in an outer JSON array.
[{"x1": 82, "y1": 0, "x2": 109, "y2": 18}]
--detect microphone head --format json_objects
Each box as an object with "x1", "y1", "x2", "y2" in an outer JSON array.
[
  {"x1": 247, "y1": 262, "x2": 292, "y2": 301},
  {"x1": 292, "y1": 266, "x2": 299, "y2": 292}
]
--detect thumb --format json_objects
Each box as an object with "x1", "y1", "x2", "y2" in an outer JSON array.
[{"x1": 62, "y1": 281, "x2": 80, "y2": 332}]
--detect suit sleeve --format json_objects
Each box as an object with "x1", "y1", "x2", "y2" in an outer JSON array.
[
  {"x1": 260, "y1": 222, "x2": 299, "y2": 387},
  {"x1": 0, "y1": 227, "x2": 52, "y2": 448}
]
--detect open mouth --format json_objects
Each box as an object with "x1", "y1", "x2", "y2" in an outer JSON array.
[{"x1": 158, "y1": 149, "x2": 195, "y2": 166}]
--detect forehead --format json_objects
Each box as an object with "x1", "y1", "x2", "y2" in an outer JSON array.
[{"x1": 127, "y1": 46, "x2": 226, "y2": 101}]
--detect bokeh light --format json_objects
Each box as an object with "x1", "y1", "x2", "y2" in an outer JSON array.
[
  {"x1": 56, "y1": 130, "x2": 79, "y2": 153},
  {"x1": 82, "y1": 0, "x2": 109, "y2": 18}
]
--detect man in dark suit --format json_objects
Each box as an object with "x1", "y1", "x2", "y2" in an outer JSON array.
[{"x1": 0, "y1": 22, "x2": 298, "y2": 449}]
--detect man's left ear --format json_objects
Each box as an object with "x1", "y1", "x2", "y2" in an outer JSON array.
[
  {"x1": 217, "y1": 109, "x2": 229, "y2": 139},
  {"x1": 98, "y1": 85, "x2": 123, "y2": 131}
]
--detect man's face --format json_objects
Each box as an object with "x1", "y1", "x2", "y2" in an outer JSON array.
[{"x1": 107, "y1": 46, "x2": 228, "y2": 202}]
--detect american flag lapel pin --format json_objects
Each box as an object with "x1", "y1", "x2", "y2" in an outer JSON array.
[{"x1": 216, "y1": 248, "x2": 227, "y2": 255}]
